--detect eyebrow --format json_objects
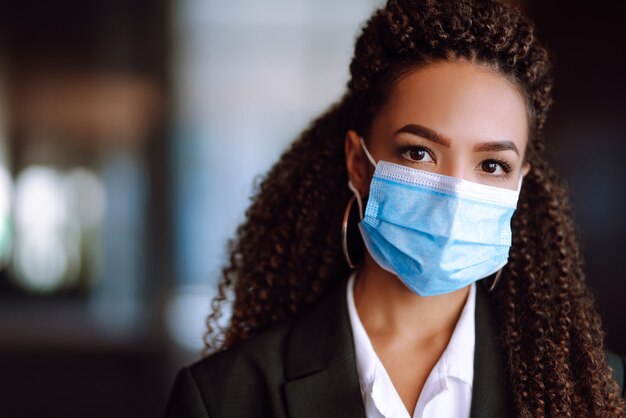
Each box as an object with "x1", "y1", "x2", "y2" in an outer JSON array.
[
  {"x1": 394, "y1": 123, "x2": 519, "y2": 155},
  {"x1": 473, "y1": 141, "x2": 519, "y2": 155},
  {"x1": 394, "y1": 124, "x2": 451, "y2": 147}
]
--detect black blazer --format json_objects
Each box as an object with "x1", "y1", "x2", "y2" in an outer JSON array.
[{"x1": 164, "y1": 276, "x2": 626, "y2": 418}]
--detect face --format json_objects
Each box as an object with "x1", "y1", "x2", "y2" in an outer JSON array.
[{"x1": 346, "y1": 60, "x2": 530, "y2": 196}]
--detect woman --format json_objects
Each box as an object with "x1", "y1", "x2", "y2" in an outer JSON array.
[{"x1": 165, "y1": 0, "x2": 626, "y2": 416}]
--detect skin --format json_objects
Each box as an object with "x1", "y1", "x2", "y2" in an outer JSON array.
[{"x1": 344, "y1": 60, "x2": 531, "y2": 415}]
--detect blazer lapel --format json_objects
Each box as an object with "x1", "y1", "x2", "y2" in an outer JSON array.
[
  {"x1": 469, "y1": 281, "x2": 514, "y2": 417},
  {"x1": 284, "y1": 275, "x2": 367, "y2": 418}
]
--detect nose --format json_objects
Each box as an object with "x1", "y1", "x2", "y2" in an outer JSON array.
[{"x1": 438, "y1": 158, "x2": 467, "y2": 180}]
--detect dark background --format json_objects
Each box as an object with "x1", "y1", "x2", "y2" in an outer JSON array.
[{"x1": 0, "y1": 1, "x2": 624, "y2": 417}]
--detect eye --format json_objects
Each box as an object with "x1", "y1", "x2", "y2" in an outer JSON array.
[
  {"x1": 399, "y1": 145, "x2": 435, "y2": 163},
  {"x1": 480, "y1": 159, "x2": 511, "y2": 176}
]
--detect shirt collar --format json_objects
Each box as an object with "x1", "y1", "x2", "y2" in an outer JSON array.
[{"x1": 443, "y1": 279, "x2": 475, "y2": 386}]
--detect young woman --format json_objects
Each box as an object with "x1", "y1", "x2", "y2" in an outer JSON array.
[{"x1": 165, "y1": 0, "x2": 626, "y2": 416}]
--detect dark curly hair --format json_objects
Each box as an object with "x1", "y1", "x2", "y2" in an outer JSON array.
[{"x1": 202, "y1": 0, "x2": 625, "y2": 416}]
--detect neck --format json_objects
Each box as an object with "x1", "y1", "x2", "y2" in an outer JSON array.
[{"x1": 353, "y1": 254, "x2": 470, "y2": 346}]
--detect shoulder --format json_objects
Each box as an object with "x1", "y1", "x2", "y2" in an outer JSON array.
[
  {"x1": 164, "y1": 318, "x2": 296, "y2": 418},
  {"x1": 605, "y1": 349, "x2": 626, "y2": 398},
  {"x1": 163, "y1": 278, "x2": 351, "y2": 418},
  {"x1": 190, "y1": 317, "x2": 294, "y2": 388}
]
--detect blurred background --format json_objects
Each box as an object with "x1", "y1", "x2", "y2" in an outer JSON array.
[{"x1": 0, "y1": 0, "x2": 623, "y2": 417}]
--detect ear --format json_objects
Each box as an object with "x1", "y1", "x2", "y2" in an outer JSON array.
[
  {"x1": 345, "y1": 130, "x2": 372, "y2": 197},
  {"x1": 521, "y1": 162, "x2": 531, "y2": 177}
]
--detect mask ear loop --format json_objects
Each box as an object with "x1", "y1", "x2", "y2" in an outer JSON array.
[
  {"x1": 343, "y1": 137, "x2": 375, "y2": 268},
  {"x1": 487, "y1": 268, "x2": 503, "y2": 292},
  {"x1": 345, "y1": 137, "x2": 376, "y2": 219},
  {"x1": 359, "y1": 137, "x2": 377, "y2": 168},
  {"x1": 516, "y1": 171, "x2": 524, "y2": 193}
]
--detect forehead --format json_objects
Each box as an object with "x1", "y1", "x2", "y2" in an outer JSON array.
[{"x1": 373, "y1": 60, "x2": 529, "y2": 150}]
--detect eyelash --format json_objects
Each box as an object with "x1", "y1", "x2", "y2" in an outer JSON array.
[
  {"x1": 483, "y1": 158, "x2": 512, "y2": 176},
  {"x1": 397, "y1": 145, "x2": 513, "y2": 178}
]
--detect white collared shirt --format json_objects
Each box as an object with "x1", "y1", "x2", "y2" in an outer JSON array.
[{"x1": 346, "y1": 272, "x2": 476, "y2": 418}]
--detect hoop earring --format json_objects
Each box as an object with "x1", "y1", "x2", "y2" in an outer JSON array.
[
  {"x1": 342, "y1": 195, "x2": 358, "y2": 269},
  {"x1": 487, "y1": 268, "x2": 503, "y2": 292}
]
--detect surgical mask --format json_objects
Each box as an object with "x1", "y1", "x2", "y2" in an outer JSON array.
[{"x1": 350, "y1": 138, "x2": 523, "y2": 296}]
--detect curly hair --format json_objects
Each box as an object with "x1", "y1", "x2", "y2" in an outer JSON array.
[{"x1": 202, "y1": 0, "x2": 625, "y2": 416}]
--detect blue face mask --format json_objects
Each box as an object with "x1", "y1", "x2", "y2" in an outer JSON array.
[{"x1": 350, "y1": 138, "x2": 523, "y2": 297}]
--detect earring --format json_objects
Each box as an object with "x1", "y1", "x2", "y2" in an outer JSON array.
[
  {"x1": 342, "y1": 194, "x2": 358, "y2": 269},
  {"x1": 343, "y1": 181, "x2": 365, "y2": 269},
  {"x1": 487, "y1": 268, "x2": 503, "y2": 292}
]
